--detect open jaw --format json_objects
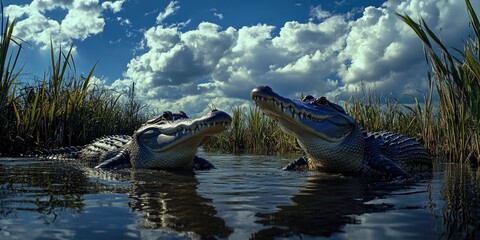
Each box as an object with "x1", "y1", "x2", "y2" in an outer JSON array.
[
  {"x1": 251, "y1": 86, "x2": 354, "y2": 142},
  {"x1": 138, "y1": 110, "x2": 232, "y2": 152}
]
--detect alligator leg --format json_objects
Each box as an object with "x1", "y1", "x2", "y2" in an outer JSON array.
[
  {"x1": 282, "y1": 156, "x2": 308, "y2": 171},
  {"x1": 193, "y1": 156, "x2": 215, "y2": 170},
  {"x1": 366, "y1": 154, "x2": 411, "y2": 178},
  {"x1": 95, "y1": 149, "x2": 131, "y2": 169}
]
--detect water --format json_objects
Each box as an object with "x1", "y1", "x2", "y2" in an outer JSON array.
[{"x1": 0, "y1": 151, "x2": 479, "y2": 239}]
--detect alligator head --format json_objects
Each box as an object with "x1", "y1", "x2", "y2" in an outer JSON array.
[
  {"x1": 117, "y1": 109, "x2": 232, "y2": 169},
  {"x1": 130, "y1": 109, "x2": 232, "y2": 169},
  {"x1": 251, "y1": 86, "x2": 366, "y2": 172}
]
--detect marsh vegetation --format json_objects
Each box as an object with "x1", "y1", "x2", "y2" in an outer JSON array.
[{"x1": 0, "y1": 19, "x2": 147, "y2": 154}]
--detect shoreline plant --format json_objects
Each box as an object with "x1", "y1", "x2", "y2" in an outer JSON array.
[
  {"x1": 399, "y1": 0, "x2": 480, "y2": 162},
  {"x1": 0, "y1": 17, "x2": 148, "y2": 154}
]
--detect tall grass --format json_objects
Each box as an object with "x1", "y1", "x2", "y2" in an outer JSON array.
[
  {"x1": 0, "y1": 18, "x2": 148, "y2": 154},
  {"x1": 0, "y1": 17, "x2": 23, "y2": 153},
  {"x1": 344, "y1": 92, "x2": 416, "y2": 135},
  {"x1": 203, "y1": 106, "x2": 299, "y2": 155},
  {"x1": 399, "y1": 0, "x2": 480, "y2": 162}
]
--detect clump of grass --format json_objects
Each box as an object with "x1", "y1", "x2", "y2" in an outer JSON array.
[
  {"x1": 399, "y1": 0, "x2": 480, "y2": 162},
  {"x1": 0, "y1": 17, "x2": 24, "y2": 153},
  {"x1": 203, "y1": 106, "x2": 299, "y2": 155},
  {"x1": 344, "y1": 92, "x2": 419, "y2": 136},
  {"x1": 0, "y1": 18, "x2": 148, "y2": 154}
]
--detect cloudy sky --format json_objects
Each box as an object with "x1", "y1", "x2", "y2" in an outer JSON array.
[{"x1": 4, "y1": 0, "x2": 479, "y2": 117}]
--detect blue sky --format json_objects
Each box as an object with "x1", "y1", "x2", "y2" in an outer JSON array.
[{"x1": 4, "y1": 0, "x2": 479, "y2": 117}]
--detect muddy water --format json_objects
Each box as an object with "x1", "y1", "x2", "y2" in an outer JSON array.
[{"x1": 0, "y1": 151, "x2": 478, "y2": 239}]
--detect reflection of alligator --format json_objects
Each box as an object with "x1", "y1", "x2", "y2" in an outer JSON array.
[
  {"x1": 252, "y1": 174, "x2": 415, "y2": 238},
  {"x1": 251, "y1": 86, "x2": 431, "y2": 178},
  {"x1": 41, "y1": 110, "x2": 232, "y2": 170},
  {"x1": 128, "y1": 170, "x2": 233, "y2": 238}
]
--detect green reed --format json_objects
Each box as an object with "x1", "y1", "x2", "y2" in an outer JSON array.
[
  {"x1": 399, "y1": 0, "x2": 480, "y2": 162},
  {"x1": 0, "y1": 17, "x2": 23, "y2": 153},
  {"x1": 203, "y1": 106, "x2": 299, "y2": 155},
  {"x1": 0, "y1": 18, "x2": 147, "y2": 154}
]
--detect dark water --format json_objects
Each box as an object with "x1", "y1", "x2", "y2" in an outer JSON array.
[{"x1": 0, "y1": 151, "x2": 479, "y2": 239}]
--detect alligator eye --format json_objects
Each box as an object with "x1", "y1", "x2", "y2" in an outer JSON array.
[
  {"x1": 315, "y1": 96, "x2": 329, "y2": 106},
  {"x1": 178, "y1": 111, "x2": 188, "y2": 118},
  {"x1": 302, "y1": 95, "x2": 315, "y2": 102},
  {"x1": 162, "y1": 111, "x2": 173, "y2": 120},
  {"x1": 171, "y1": 111, "x2": 189, "y2": 120}
]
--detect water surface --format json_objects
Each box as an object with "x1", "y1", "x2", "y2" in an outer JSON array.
[{"x1": 1, "y1": 151, "x2": 479, "y2": 239}]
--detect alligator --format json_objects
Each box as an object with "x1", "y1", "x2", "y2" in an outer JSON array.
[
  {"x1": 41, "y1": 109, "x2": 232, "y2": 170},
  {"x1": 251, "y1": 86, "x2": 431, "y2": 178}
]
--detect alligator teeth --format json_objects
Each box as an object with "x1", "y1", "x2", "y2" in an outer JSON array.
[{"x1": 293, "y1": 114, "x2": 299, "y2": 121}]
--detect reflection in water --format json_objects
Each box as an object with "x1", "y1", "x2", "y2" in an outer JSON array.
[
  {"x1": 3, "y1": 156, "x2": 480, "y2": 239},
  {"x1": 128, "y1": 170, "x2": 233, "y2": 238},
  {"x1": 441, "y1": 163, "x2": 480, "y2": 239},
  {"x1": 252, "y1": 174, "x2": 420, "y2": 239},
  {"x1": 0, "y1": 158, "x2": 232, "y2": 239},
  {"x1": 0, "y1": 159, "x2": 88, "y2": 224}
]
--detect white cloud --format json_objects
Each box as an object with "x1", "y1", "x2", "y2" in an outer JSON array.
[
  {"x1": 116, "y1": 17, "x2": 131, "y2": 26},
  {"x1": 116, "y1": 21, "x2": 238, "y2": 103},
  {"x1": 336, "y1": 0, "x2": 478, "y2": 100},
  {"x1": 310, "y1": 5, "x2": 331, "y2": 20},
  {"x1": 214, "y1": 13, "x2": 224, "y2": 20},
  {"x1": 156, "y1": 1, "x2": 180, "y2": 24},
  {"x1": 61, "y1": 1, "x2": 104, "y2": 41},
  {"x1": 112, "y1": 15, "x2": 350, "y2": 115},
  {"x1": 211, "y1": 8, "x2": 224, "y2": 20},
  {"x1": 4, "y1": 0, "x2": 122, "y2": 50},
  {"x1": 102, "y1": 0, "x2": 125, "y2": 13}
]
